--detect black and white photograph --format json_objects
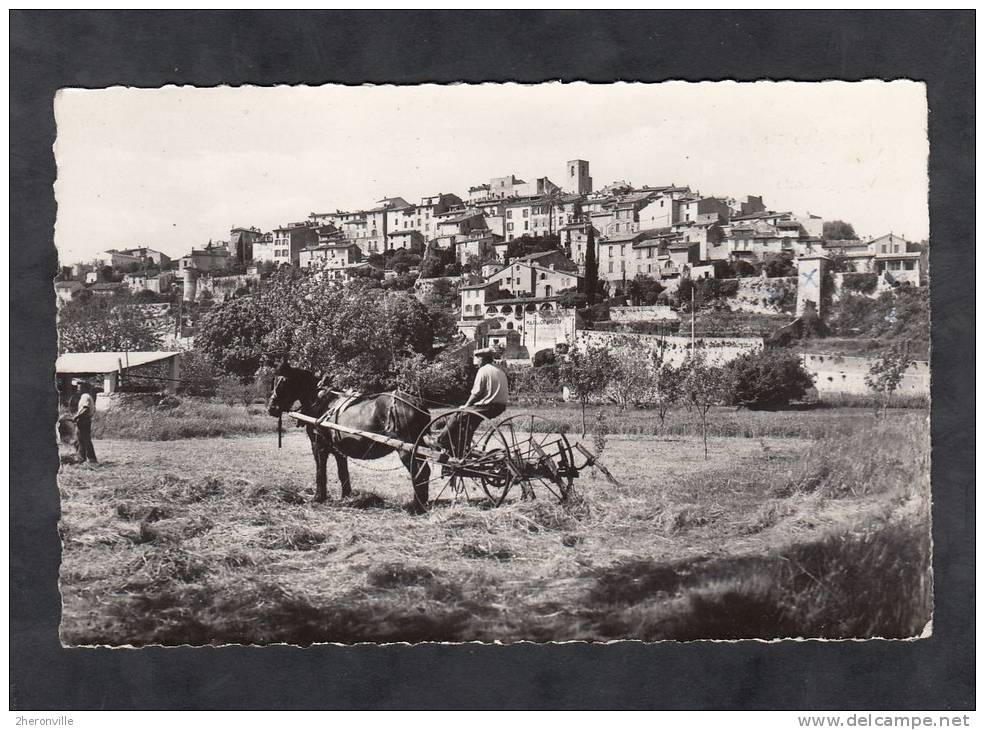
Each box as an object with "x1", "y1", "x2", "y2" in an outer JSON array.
[{"x1": 50, "y1": 80, "x2": 936, "y2": 647}]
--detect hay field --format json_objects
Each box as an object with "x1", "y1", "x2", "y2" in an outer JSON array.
[{"x1": 58, "y1": 411, "x2": 931, "y2": 645}]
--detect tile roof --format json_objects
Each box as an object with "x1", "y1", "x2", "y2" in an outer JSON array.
[
  {"x1": 438, "y1": 211, "x2": 484, "y2": 224},
  {"x1": 56, "y1": 351, "x2": 180, "y2": 374},
  {"x1": 601, "y1": 231, "x2": 646, "y2": 244},
  {"x1": 486, "y1": 295, "x2": 559, "y2": 306}
]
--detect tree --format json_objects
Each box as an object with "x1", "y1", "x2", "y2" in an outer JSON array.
[
  {"x1": 175, "y1": 347, "x2": 221, "y2": 397},
  {"x1": 865, "y1": 343, "x2": 914, "y2": 415},
  {"x1": 393, "y1": 350, "x2": 472, "y2": 403},
  {"x1": 823, "y1": 220, "x2": 858, "y2": 240},
  {"x1": 423, "y1": 277, "x2": 458, "y2": 310},
  {"x1": 505, "y1": 234, "x2": 561, "y2": 263},
  {"x1": 381, "y1": 272, "x2": 417, "y2": 291},
  {"x1": 583, "y1": 224, "x2": 599, "y2": 305},
  {"x1": 726, "y1": 349, "x2": 815, "y2": 410},
  {"x1": 680, "y1": 352, "x2": 733, "y2": 459},
  {"x1": 556, "y1": 287, "x2": 588, "y2": 309},
  {"x1": 607, "y1": 337, "x2": 658, "y2": 411},
  {"x1": 625, "y1": 274, "x2": 664, "y2": 306},
  {"x1": 757, "y1": 252, "x2": 797, "y2": 278},
  {"x1": 651, "y1": 352, "x2": 683, "y2": 433},
  {"x1": 57, "y1": 294, "x2": 163, "y2": 353},
  {"x1": 263, "y1": 275, "x2": 436, "y2": 391},
  {"x1": 559, "y1": 344, "x2": 616, "y2": 436},
  {"x1": 196, "y1": 269, "x2": 438, "y2": 391},
  {"x1": 420, "y1": 241, "x2": 454, "y2": 278},
  {"x1": 196, "y1": 293, "x2": 270, "y2": 379}
]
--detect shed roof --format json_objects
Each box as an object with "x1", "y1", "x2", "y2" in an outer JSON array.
[{"x1": 56, "y1": 351, "x2": 180, "y2": 375}]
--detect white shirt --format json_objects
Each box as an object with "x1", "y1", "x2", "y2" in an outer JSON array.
[{"x1": 75, "y1": 392, "x2": 95, "y2": 419}]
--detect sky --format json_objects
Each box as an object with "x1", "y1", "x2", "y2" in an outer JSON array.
[{"x1": 53, "y1": 81, "x2": 929, "y2": 263}]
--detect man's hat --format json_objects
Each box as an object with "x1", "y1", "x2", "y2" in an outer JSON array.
[
  {"x1": 474, "y1": 347, "x2": 495, "y2": 357},
  {"x1": 71, "y1": 378, "x2": 85, "y2": 386}
]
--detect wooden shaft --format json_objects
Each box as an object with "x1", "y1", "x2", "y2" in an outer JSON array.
[{"x1": 286, "y1": 410, "x2": 440, "y2": 459}]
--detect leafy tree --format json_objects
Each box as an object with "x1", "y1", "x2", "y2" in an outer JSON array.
[
  {"x1": 263, "y1": 275, "x2": 435, "y2": 391},
  {"x1": 423, "y1": 277, "x2": 458, "y2": 310},
  {"x1": 823, "y1": 220, "x2": 858, "y2": 240},
  {"x1": 420, "y1": 241, "x2": 455, "y2": 278},
  {"x1": 559, "y1": 344, "x2": 616, "y2": 436},
  {"x1": 865, "y1": 343, "x2": 915, "y2": 416},
  {"x1": 680, "y1": 352, "x2": 733, "y2": 459},
  {"x1": 757, "y1": 253, "x2": 797, "y2": 278},
  {"x1": 196, "y1": 293, "x2": 270, "y2": 379},
  {"x1": 427, "y1": 304, "x2": 459, "y2": 343},
  {"x1": 393, "y1": 350, "x2": 472, "y2": 403},
  {"x1": 625, "y1": 274, "x2": 664, "y2": 306},
  {"x1": 840, "y1": 272, "x2": 878, "y2": 294},
  {"x1": 607, "y1": 336, "x2": 658, "y2": 411},
  {"x1": 725, "y1": 349, "x2": 815, "y2": 410},
  {"x1": 444, "y1": 261, "x2": 463, "y2": 277},
  {"x1": 196, "y1": 269, "x2": 438, "y2": 391},
  {"x1": 57, "y1": 293, "x2": 163, "y2": 353},
  {"x1": 175, "y1": 348, "x2": 221, "y2": 397},
  {"x1": 505, "y1": 234, "x2": 561, "y2": 263},
  {"x1": 557, "y1": 287, "x2": 588, "y2": 309},
  {"x1": 381, "y1": 272, "x2": 417, "y2": 291},
  {"x1": 583, "y1": 224, "x2": 599, "y2": 305}
]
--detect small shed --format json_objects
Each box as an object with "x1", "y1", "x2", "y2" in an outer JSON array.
[
  {"x1": 485, "y1": 329, "x2": 523, "y2": 359},
  {"x1": 55, "y1": 351, "x2": 182, "y2": 398}
]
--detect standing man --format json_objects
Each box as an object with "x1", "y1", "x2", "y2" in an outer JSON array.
[
  {"x1": 432, "y1": 347, "x2": 509, "y2": 455},
  {"x1": 72, "y1": 378, "x2": 98, "y2": 464}
]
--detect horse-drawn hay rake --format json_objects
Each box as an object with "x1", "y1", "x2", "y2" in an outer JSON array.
[{"x1": 286, "y1": 408, "x2": 615, "y2": 506}]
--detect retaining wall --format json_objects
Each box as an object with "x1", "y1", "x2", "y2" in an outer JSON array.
[
  {"x1": 575, "y1": 330, "x2": 763, "y2": 366},
  {"x1": 801, "y1": 353, "x2": 930, "y2": 397}
]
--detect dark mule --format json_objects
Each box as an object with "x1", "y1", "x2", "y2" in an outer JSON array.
[{"x1": 266, "y1": 361, "x2": 433, "y2": 512}]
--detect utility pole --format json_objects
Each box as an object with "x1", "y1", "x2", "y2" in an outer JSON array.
[{"x1": 690, "y1": 282, "x2": 696, "y2": 354}]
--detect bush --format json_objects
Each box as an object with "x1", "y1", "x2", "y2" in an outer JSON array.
[
  {"x1": 215, "y1": 375, "x2": 260, "y2": 408},
  {"x1": 840, "y1": 272, "x2": 878, "y2": 295},
  {"x1": 726, "y1": 350, "x2": 816, "y2": 409},
  {"x1": 176, "y1": 349, "x2": 222, "y2": 397},
  {"x1": 756, "y1": 253, "x2": 797, "y2": 278},
  {"x1": 693, "y1": 278, "x2": 739, "y2": 305}
]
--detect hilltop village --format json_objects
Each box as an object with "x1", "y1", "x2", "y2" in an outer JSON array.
[{"x1": 56, "y1": 158, "x2": 929, "y2": 399}]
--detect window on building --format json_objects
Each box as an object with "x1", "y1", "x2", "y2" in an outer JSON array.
[
  {"x1": 523, "y1": 209, "x2": 529, "y2": 218},
  {"x1": 608, "y1": 261, "x2": 613, "y2": 273},
  {"x1": 506, "y1": 210, "x2": 513, "y2": 219},
  {"x1": 524, "y1": 221, "x2": 529, "y2": 231}
]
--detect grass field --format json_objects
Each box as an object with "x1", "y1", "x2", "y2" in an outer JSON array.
[
  {"x1": 89, "y1": 396, "x2": 923, "y2": 442},
  {"x1": 58, "y1": 407, "x2": 931, "y2": 645}
]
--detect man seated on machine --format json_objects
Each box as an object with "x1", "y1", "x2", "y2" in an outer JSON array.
[{"x1": 430, "y1": 347, "x2": 509, "y2": 456}]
